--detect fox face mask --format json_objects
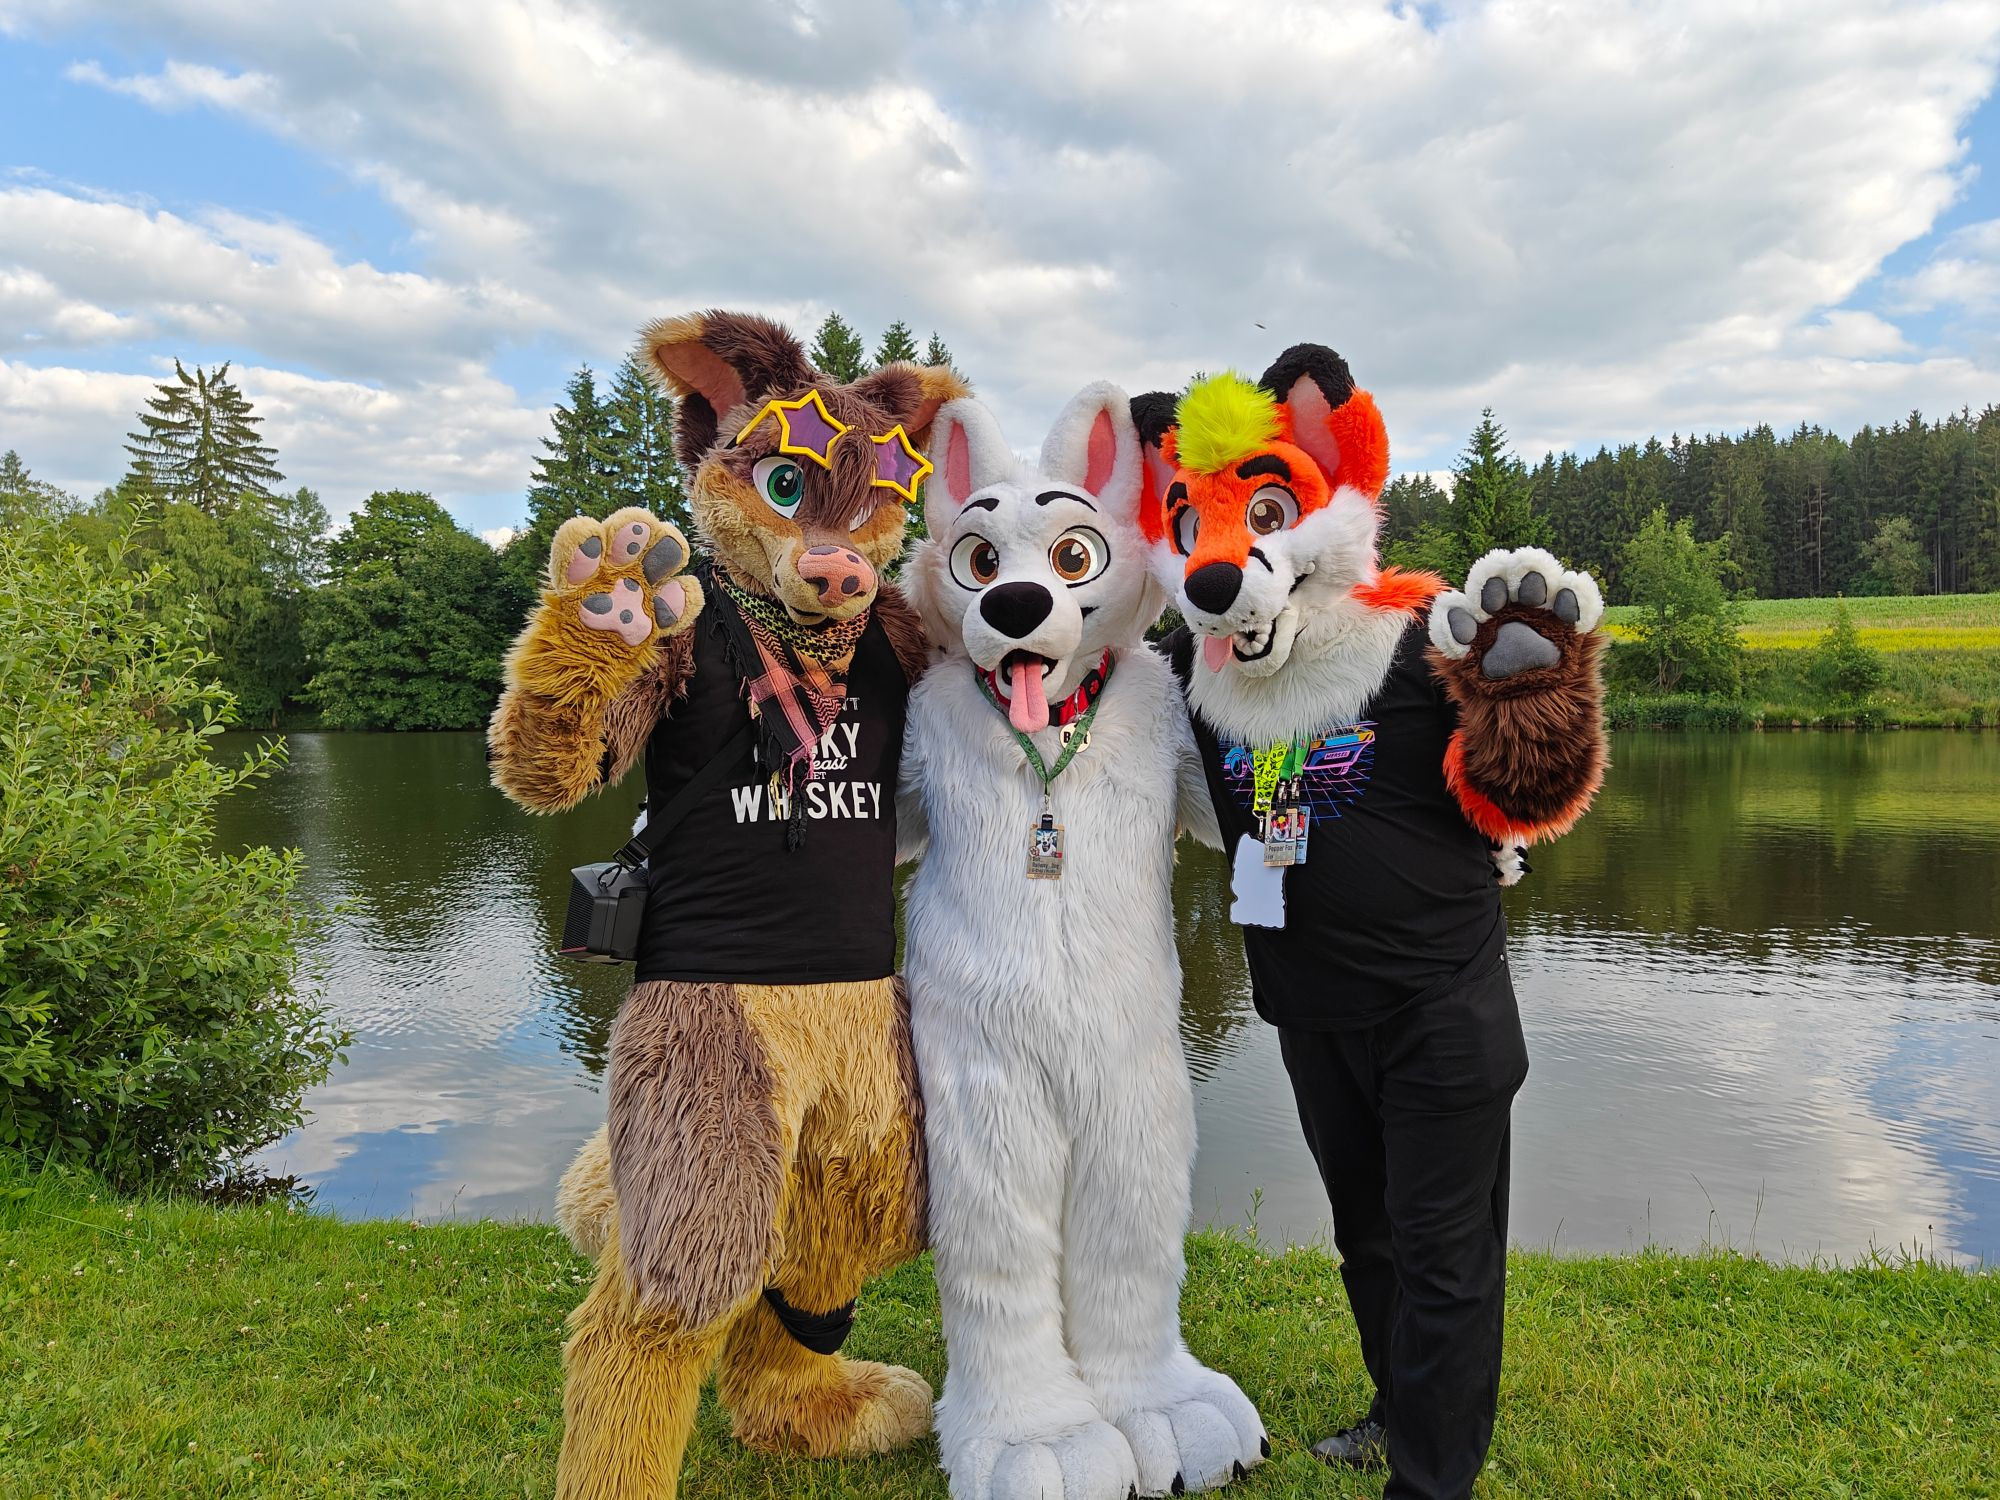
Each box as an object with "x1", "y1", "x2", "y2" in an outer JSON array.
[{"x1": 1134, "y1": 345, "x2": 1392, "y2": 678}]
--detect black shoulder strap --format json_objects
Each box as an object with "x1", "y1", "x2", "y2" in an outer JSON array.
[{"x1": 611, "y1": 717, "x2": 757, "y2": 870}]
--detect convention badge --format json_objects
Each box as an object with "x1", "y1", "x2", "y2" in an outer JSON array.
[
  {"x1": 1262, "y1": 807, "x2": 1297, "y2": 867},
  {"x1": 1027, "y1": 810, "x2": 1065, "y2": 880},
  {"x1": 1230, "y1": 834, "x2": 1286, "y2": 928},
  {"x1": 1291, "y1": 804, "x2": 1311, "y2": 866}
]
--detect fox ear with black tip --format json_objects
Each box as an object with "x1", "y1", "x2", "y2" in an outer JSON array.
[
  {"x1": 1257, "y1": 343, "x2": 1391, "y2": 502},
  {"x1": 1129, "y1": 391, "x2": 1181, "y2": 522},
  {"x1": 634, "y1": 310, "x2": 819, "y2": 470}
]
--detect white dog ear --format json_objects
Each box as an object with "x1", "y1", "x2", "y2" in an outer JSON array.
[
  {"x1": 924, "y1": 398, "x2": 1014, "y2": 534},
  {"x1": 1040, "y1": 381, "x2": 1142, "y2": 518}
]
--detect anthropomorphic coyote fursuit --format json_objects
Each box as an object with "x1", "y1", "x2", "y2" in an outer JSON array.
[
  {"x1": 1136, "y1": 347, "x2": 1607, "y2": 1500},
  {"x1": 488, "y1": 310, "x2": 965, "y2": 1500},
  {"x1": 899, "y1": 384, "x2": 1268, "y2": 1500}
]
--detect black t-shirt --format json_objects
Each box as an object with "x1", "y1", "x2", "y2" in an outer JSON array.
[
  {"x1": 1167, "y1": 619, "x2": 1503, "y2": 1030},
  {"x1": 635, "y1": 606, "x2": 905, "y2": 985}
]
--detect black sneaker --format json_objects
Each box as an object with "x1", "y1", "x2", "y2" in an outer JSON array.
[{"x1": 1310, "y1": 1417, "x2": 1388, "y2": 1470}]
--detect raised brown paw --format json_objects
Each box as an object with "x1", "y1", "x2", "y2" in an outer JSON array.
[
  {"x1": 1428, "y1": 546, "x2": 1603, "y2": 685},
  {"x1": 550, "y1": 507, "x2": 703, "y2": 648}
]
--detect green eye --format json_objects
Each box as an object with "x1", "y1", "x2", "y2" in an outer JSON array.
[{"x1": 753, "y1": 456, "x2": 804, "y2": 513}]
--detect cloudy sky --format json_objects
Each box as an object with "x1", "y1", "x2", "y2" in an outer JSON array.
[{"x1": 3, "y1": 0, "x2": 1999, "y2": 537}]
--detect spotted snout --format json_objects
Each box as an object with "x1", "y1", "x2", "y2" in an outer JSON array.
[{"x1": 795, "y1": 545, "x2": 876, "y2": 606}]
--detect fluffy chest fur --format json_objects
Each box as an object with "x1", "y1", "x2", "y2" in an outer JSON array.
[
  {"x1": 902, "y1": 645, "x2": 1190, "y2": 1028},
  {"x1": 1186, "y1": 593, "x2": 1410, "y2": 746}
]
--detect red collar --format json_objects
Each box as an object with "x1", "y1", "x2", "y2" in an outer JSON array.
[{"x1": 975, "y1": 650, "x2": 1114, "y2": 727}]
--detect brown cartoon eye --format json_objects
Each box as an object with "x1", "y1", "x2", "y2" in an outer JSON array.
[
  {"x1": 1246, "y1": 484, "x2": 1298, "y2": 535},
  {"x1": 950, "y1": 534, "x2": 1001, "y2": 588},
  {"x1": 1049, "y1": 527, "x2": 1108, "y2": 585}
]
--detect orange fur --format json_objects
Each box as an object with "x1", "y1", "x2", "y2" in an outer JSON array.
[
  {"x1": 1442, "y1": 733, "x2": 1521, "y2": 844},
  {"x1": 1351, "y1": 566, "x2": 1445, "y2": 615}
]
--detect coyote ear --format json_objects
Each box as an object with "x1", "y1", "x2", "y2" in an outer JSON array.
[
  {"x1": 1129, "y1": 390, "x2": 1180, "y2": 546},
  {"x1": 636, "y1": 310, "x2": 818, "y2": 469},
  {"x1": 847, "y1": 362, "x2": 972, "y2": 451},
  {"x1": 923, "y1": 398, "x2": 1015, "y2": 533},
  {"x1": 1259, "y1": 343, "x2": 1390, "y2": 500},
  {"x1": 1040, "y1": 381, "x2": 1141, "y2": 519}
]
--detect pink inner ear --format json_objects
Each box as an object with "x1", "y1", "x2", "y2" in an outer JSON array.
[
  {"x1": 946, "y1": 423, "x2": 972, "y2": 503},
  {"x1": 1084, "y1": 409, "x2": 1116, "y2": 494},
  {"x1": 1284, "y1": 375, "x2": 1340, "y2": 477}
]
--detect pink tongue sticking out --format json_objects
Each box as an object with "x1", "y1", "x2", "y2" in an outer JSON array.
[
  {"x1": 1202, "y1": 633, "x2": 1233, "y2": 673},
  {"x1": 1008, "y1": 659, "x2": 1051, "y2": 733}
]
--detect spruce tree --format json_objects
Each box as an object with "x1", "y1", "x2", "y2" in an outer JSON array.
[
  {"x1": 501, "y1": 366, "x2": 620, "y2": 614},
  {"x1": 873, "y1": 319, "x2": 920, "y2": 368},
  {"x1": 810, "y1": 313, "x2": 868, "y2": 383},
  {"x1": 1453, "y1": 409, "x2": 1547, "y2": 564},
  {"x1": 924, "y1": 331, "x2": 959, "y2": 375},
  {"x1": 123, "y1": 360, "x2": 282, "y2": 516},
  {"x1": 605, "y1": 353, "x2": 689, "y2": 530}
]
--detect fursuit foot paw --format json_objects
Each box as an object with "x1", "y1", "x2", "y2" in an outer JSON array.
[
  {"x1": 1114, "y1": 1366, "x2": 1267, "y2": 1495},
  {"x1": 950, "y1": 1419, "x2": 1140, "y2": 1500},
  {"x1": 838, "y1": 1361, "x2": 935, "y2": 1455},
  {"x1": 1428, "y1": 546, "x2": 1603, "y2": 687}
]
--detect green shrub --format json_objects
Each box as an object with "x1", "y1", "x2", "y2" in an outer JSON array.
[
  {"x1": 0, "y1": 515, "x2": 344, "y2": 1184},
  {"x1": 1807, "y1": 602, "x2": 1887, "y2": 705}
]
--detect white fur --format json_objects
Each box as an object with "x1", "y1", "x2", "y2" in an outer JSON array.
[
  {"x1": 1430, "y1": 546, "x2": 1604, "y2": 660},
  {"x1": 903, "y1": 389, "x2": 1260, "y2": 1500}
]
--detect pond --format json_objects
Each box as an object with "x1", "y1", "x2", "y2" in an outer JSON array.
[{"x1": 220, "y1": 728, "x2": 2000, "y2": 1265}]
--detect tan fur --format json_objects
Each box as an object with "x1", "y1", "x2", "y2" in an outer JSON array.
[
  {"x1": 555, "y1": 975, "x2": 932, "y2": 1499},
  {"x1": 489, "y1": 510, "x2": 702, "y2": 813},
  {"x1": 555, "y1": 1125, "x2": 616, "y2": 1257}
]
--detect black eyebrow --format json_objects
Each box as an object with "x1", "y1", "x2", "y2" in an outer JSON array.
[
  {"x1": 1035, "y1": 490, "x2": 1095, "y2": 509},
  {"x1": 1165, "y1": 480, "x2": 1188, "y2": 505},
  {"x1": 1237, "y1": 454, "x2": 1290, "y2": 482},
  {"x1": 965, "y1": 496, "x2": 1000, "y2": 512}
]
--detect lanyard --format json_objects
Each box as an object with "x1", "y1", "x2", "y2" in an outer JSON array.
[
  {"x1": 1250, "y1": 739, "x2": 1304, "y2": 815},
  {"x1": 975, "y1": 655, "x2": 1115, "y2": 797}
]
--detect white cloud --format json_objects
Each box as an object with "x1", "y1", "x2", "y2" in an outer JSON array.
[
  {"x1": 0, "y1": 358, "x2": 543, "y2": 523},
  {"x1": 1890, "y1": 217, "x2": 2000, "y2": 318},
  {"x1": 8, "y1": 0, "x2": 2000, "y2": 517}
]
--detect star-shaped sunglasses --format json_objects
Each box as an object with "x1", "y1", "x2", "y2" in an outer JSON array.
[{"x1": 735, "y1": 392, "x2": 934, "y2": 500}]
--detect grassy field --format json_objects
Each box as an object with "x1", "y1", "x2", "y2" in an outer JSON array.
[
  {"x1": 1602, "y1": 592, "x2": 2000, "y2": 651},
  {"x1": 3, "y1": 1168, "x2": 1996, "y2": 1498}
]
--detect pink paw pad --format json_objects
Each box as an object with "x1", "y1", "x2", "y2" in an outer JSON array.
[
  {"x1": 654, "y1": 579, "x2": 687, "y2": 627},
  {"x1": 564, "y1": 534, "x2": 603, "y2": 585},
  {"x1": 580, "y1": 577, "x2": 653, "y2": 645}
]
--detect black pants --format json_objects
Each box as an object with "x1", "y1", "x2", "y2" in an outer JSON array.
[{"x1": 1277, "y1": 952, "x2": 1528, "y2": 1500}]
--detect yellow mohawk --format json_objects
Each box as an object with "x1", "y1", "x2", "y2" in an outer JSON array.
[{"x1": 1173, "y1": 372, "x2": 1281, "y2": 475}]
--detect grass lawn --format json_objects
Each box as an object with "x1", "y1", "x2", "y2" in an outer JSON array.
[
  {"x1": 1602, "y1": 592, "x2": 2000, "y2": 651},
  {"x1": 3, "y1": 1169, "x2": 1997, "y2": 1498}
]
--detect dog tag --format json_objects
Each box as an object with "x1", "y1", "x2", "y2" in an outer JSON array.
[
  {"x1": 1026, "y1": 811, "x2": 1065, "y2": 879},
  {"x1": 1059, "y1": 721, "x2": 1090, "y2": 754}
]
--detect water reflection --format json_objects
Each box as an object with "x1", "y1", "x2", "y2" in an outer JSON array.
[{"x1": 225, "y1": 730, "x2": 1999, "y2": 1262}]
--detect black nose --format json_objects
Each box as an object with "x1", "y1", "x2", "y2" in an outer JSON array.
[
  {"x1": 1184, "y1": 561, "x2": 1243, "y2": 615},
  {"x1": 979, "y1": 580, "x2": 1054, "y2": 638}
]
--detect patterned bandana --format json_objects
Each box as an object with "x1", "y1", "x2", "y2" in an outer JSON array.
[
  {"x1": 712, "y1": 566, "x2": 870, "y2": 844},
  {"x1": 974, "y1": 650, "x2": 1113, "y2": 728}
]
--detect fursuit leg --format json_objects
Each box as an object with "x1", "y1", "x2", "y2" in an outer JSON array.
[
  {"x1": 1063, "y1": 1063, "x2": 1266, "y2": 1495},
  {"x1": 717, "y1": 977, "x2": 933, "y2": 1456},
  {"x1": 555, "y1": 1226, "x2": 732, "y2": 1500},
  {"x1": 925, "y1": 1051, "x2": 1139, "y2": 1500}
]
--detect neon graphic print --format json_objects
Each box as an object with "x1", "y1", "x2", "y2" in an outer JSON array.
[{"x1": 1221, "y1": 724, "x2": 1377, "y2": 817}]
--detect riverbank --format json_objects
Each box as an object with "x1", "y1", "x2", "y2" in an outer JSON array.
[
  {"x1": 5, "y1": 1169, "x2": 1995, "y2": 1498},
  {"x1": 1602, "y1": 591, "x2": 2000, "y2": 729}
]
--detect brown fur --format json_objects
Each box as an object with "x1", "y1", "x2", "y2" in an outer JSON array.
[
  {"x1": 872, "y1": 582, "x2": 934, "y2": 686},
  {"x1": 557, "y1": 976, "x2": 932, "y2": 1498},
  {"x1": 1428, "y1": 606, "x2": 1608, "y2": 837},
  {"x1": 607, "y1": 980, "x2": 785, "y2": 1327}
]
